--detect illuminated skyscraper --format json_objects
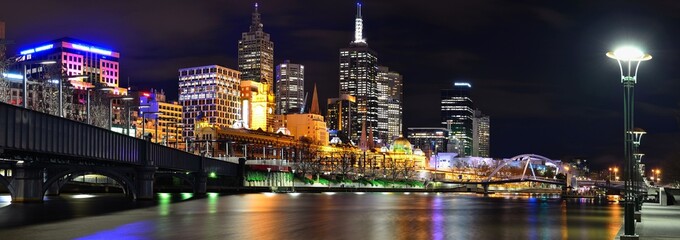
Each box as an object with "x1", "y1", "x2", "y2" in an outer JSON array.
[
  {"x1": 472, "y1": 110, "x2": 490, "y2": 157},
  {"x1": 14, "y1": 37, "x2": 126, "y2": 120},
  {"x1": 238, "y1": 3, "x2": 274, "y2": 87},
  {"x1": 275, "y1": 60, "x2": 304, "y2": 114},
  {"x1": 339, "y1": 3, "x2": 378, "y2": 144},
  {"x1": 441, "y1": 82, "x2": 474, "y2": 156},
  {"x1": 179, "y1": 65, "x2": 241, "y2": 139},
  {"x1": 326, "y1": 94, "x2": 359, "y2": 144},
  {"x1": 16, "y1": 37, "x2": 125, "y2": 93},
  {"x1": 407, "y1": 127, "x2": 449, "y2": 159},
  {"x1": 378, "y1": 66, "x2": 403, "y2": 142}
]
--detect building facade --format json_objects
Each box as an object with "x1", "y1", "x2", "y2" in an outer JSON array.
[
  {"x1": 136, "y1": 89, "x2": 183, "y2": 147},
  {"x1": 407, "y1": 127, "x2": 449, "y2": 159},
  {"x1": 17, "y1": 37, "x2": 125, "y2": 93},
  {"x1": 339, "y1": 3, "x2": 378, "y2": 144},
  {"x1": 240, "y1": 80, "x2": 275, "y2": 132},
  {"x1": 472, "y1": 110, "x2": 490, "y2": 157},
  {"x1": 273, "y1": 113, "x2": 329, "y2": 146},
  {"x1": 441, "y1": 82, "x2": 474, "y2": 156},
  {"x1": 275, "y1": 60, "x2": 304, "y2": 114},
  {"x1": 378, "y1": 66, "x2": 403, "y2": 142},
  {"x1": 238, "y1": 3, "x2": 274, "y2": 87},
  {"x1": 178, "y1": 65, "x2": 241, "y2": 139},
  {"x1": 326, "y1": 94, "x2": 358, "y2": 144},
  {"x1": 376, "y1": 66, "x2": 390, "y2": 143}
]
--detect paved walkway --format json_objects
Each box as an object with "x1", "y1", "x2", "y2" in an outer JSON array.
[{"x1": 616, "y1": 203, "x2": 680, "y2": 239}]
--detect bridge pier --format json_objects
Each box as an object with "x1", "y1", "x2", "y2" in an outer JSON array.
[
  {"x1": 44, "y1": 169, "x2": 61, "y2": 196},
  {"x1": 482, "y1": 183, "x2": 489, "y2": 196},
  {"x1": 194, "y1": 172, "x2": 207, "y2": 195},
  {"x1": 11, "y1": 163, "x2": 44, "y2": 203},
  {"x1": 136, "y1": 166, "x2": 156, "y2": 200},
  {"x1": 238, "y1": 158, "x2": 246, "y2": 189},
  {"x1": 45, "y1": 182, "x2": 60, "y2": 196}
]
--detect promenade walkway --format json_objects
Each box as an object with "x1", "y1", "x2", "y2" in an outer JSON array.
[{"x1": 616, "y1": 203, "x2": 680, "y2": 239}]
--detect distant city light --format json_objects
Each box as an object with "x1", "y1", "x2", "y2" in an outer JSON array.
[
  {"x1": 71, "y1": 43, "x2": 113, "y2": 56},
  {"x1": 2, "y1": 73, "x2": 24, "y2": 80},
  {"x1": 19, "y1": 44, "x2": 53, "y2": 55},
  {"x1": 454, "y1": 82, "x2": 472, "y2": 88}
]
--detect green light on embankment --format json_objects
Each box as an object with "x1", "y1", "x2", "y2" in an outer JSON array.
[
  {"x1": 159, "y1": 193, "x2": 171, "y2": 199},
  {"x1": 209, "y1": 172, "x2": 217, "y2": 178},
  {"x1": 181, "y1": 192, "x2": 193, "y2": 200},
  {"x1": 208, "y1": 192, "x2": 219, "y2": 199}
]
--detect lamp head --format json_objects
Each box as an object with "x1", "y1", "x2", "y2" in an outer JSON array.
[{"x1": 606, "y1": 46, "x2": 652, "y2": 61}]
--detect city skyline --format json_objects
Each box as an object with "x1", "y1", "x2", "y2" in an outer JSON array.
[{"x1": 2, "y1": 1, "x2": 679, "y2": 170}]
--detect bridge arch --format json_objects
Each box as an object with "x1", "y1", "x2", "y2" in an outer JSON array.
[
  {"x1": 486, "y1": 154, "x2": 564, "y2": 182},
  {"x1": 43, "y1": 168, "x2": 138, "y2": 199},
  {"x1": 0, "y1": 174, "x2": 14, "y2": 198}
]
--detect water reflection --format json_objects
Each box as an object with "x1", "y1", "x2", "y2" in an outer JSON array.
[{"x1": 0, "y1": 193, "x2": 623, "y2": 239}]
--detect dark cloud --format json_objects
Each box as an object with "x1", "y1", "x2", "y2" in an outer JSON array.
[{"x1": 1, "y1": 0, "x2": 679, "y2": 170}]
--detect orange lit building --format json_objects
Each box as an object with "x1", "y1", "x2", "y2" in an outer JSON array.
[{"x1": 240, "y1": 80, "x2": 275, "y2": 132}]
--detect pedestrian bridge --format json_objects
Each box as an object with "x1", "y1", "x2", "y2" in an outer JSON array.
[{"x1": 0, "y1": 102, "x2": 240, "y2": 202}]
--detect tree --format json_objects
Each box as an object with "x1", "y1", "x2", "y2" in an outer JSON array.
[
  {"x1": 0, "y1": 58, "x2": 10, "y2": 103},
  {"x1": 293, "y1": 136, "x2": 318, "y2": 180},
  {"x1": 0, "y1": 41, "x2": 8, "y2": 103},
  {"x1": 89, "y1": 90, "x2": 110, "y2": 128}
]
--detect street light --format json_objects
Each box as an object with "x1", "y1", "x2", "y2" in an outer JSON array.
[
  {"x1": 21, "y1": 60, "x2": 56, "y2": 108},
  {"x1": 608, "y1": 46, "x2": 652, "y2": 238},
  {"x1": 614, "y1": 167, "x2": 619, "y2": 180}
]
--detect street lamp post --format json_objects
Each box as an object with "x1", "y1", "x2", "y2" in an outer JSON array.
[
  {"x1": 630, "y1": 128, "x2": 646, "y2": 208},
  {"x1": 607, "y1": 46, "x2": 652, "y2": 238}
]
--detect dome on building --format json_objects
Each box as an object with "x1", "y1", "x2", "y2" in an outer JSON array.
[
  {"x1": 276, "y1": 127, "x2": 291, "y2": 136},
  {"x1": 390, "y1": 137, "x2": 413, "y2": 154}
]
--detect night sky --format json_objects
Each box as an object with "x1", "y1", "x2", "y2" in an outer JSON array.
[{"x1": 2, "y1": 1, "x2": 679, "y2": 170}]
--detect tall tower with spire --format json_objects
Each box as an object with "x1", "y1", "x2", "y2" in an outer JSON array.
[
  {"x1": 239, "y1": 3, "x2": 275, "y2": 131},
  {"x1": 238, "y1": 3, "x2": 274, "y2": 87},
  {"x1": 339, "y1": 2, "x2": 379, "y2": 145}
]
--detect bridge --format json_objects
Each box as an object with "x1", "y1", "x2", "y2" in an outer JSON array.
[
  {"x1": 0, "y1": 102, "x2": 240, "y2": 202},
  {"x1": 434, "y1": 154, "x2": 568, "y2": 193}
]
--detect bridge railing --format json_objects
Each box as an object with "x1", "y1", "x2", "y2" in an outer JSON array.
[
  {"x1": 0, "y1": 102, "x2": 141, "y2": 165},
  {"x1": 204, "y1": 158, "x2": 239, "y2": 176},
  {"x1": 147, "y1": 142, "x2": 201, "y2": 171},
  {"x1": 0, "y1": 102, "x2": 241, "y2": 176}
]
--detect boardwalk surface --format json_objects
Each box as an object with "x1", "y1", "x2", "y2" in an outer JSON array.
[{"x1": 616, "y1": 203, "x2": 680, "y2": 239}]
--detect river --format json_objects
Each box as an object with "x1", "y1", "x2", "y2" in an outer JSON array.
[{"x1": 0, "y1": 192, "x2": 622, "y2": 239}]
